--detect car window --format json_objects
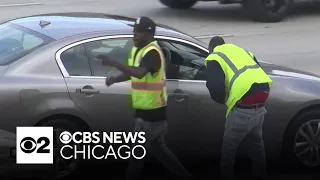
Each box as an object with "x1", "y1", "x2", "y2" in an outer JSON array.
[
  {"x1": 85, "y1": 38, "x2": 133, "y2": 77},
  {"x1": 0, "y1": 23, "x2": 54, "y2": 65},
  {"x1": 158, "y1": 39, "x2": 208, "y2": 80},
  {"x1": 60, "y1": 44, "x2": 92, "y2": 76}
]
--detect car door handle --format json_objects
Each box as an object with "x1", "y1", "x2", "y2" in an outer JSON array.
[
  {"x1": 76, "y1": 89, "x2": 100, "y2": 94},
  {"x1": 168, "y1": 93, "x2": 189, "y2": 98},
  {"x1": 170, "y1": 89, "x2": 189, "y2": 102},
  {"x1": 76, "y1": 85, "x2": 100, "y2": 94}
]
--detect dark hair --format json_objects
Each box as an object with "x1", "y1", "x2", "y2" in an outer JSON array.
[{"x1": 209, "y1": 36, "x2": 225, "y2": 52}]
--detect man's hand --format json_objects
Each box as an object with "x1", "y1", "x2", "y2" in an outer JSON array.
[
  {"x1": 95, "y1": 54, "x2": 147, "y2": 79},
  {"x1": 95, "y1": 55, "x2": 117, "y2": 67},
  {"x1": 106, "y1": 76, "x2": 116, "y2": 87}
]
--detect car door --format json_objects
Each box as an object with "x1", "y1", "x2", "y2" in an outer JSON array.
[
  {"x1": 57, "y1": 37, "x2": 134, "y2": 133},
  {"x1": 157, "y1": 37, "x2": 226, "y2": 156},
  {"x1": 57, "y1": 35, "x2": 179, "y2": 134}
]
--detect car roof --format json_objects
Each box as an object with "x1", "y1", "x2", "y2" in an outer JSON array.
[{"x1": 8, "y1": 12, "x2": 203, "y2": 44}]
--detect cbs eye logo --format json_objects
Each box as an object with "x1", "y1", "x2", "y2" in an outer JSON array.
[
  {"x1": 20, "y1": 136, "x2": 50, "y2": 154},
  {"x1": 59, "y1": 131, "x2": 72, "y2": 144}
]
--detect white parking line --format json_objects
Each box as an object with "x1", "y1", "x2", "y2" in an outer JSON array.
[{"x1": 0, "y1": 2, "x2": 43, "y2": 7}]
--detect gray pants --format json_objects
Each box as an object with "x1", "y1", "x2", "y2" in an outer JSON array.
[
  {"x1": 220, "y1": 107, "x2": 268, "y2": 180},
  {"x1": 126, "y1": 118, "x2": 192, "y2": 180}
]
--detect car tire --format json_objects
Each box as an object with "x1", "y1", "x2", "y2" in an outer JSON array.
[
  {"x1": 39, "y1": 118, "x2": 89, "y2": 179},
  {"x1": 159, "y1": 0, "x2": 198, "y2": 9},
  {"x1": 282, "y1": 109, "x2": 320, "y2": 170},
  {"x1": 242, "y1": 0, "x2": 293, "y2": 22}
]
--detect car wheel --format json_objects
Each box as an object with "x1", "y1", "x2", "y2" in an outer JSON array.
[
  {"x1": 39, "y1": 118, "x2": 88, "y2": 179},
  {"x1": 242, "y1": 0, "x2": 293, "y2": 22},
  {"x1": 159, "y1": 0, "x2": 198, "y2": 9},
  {"x1": 283, "y1": 109, "x2": 320, "y2": 169}
]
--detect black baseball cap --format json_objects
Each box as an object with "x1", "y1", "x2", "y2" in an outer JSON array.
[{"x1": 134, "y1": 16, "x2": 156, "y2": 34}]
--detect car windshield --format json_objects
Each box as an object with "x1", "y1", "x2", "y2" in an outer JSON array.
[{"x1": 0, "y1": 22, "x2": 54, "y2": 65}]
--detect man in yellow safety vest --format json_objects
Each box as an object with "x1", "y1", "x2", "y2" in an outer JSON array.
[
  {"x1": 204, "y1": 36, "x2": 272, "y2": 180},
  {"x1": 95, "y1": 16, "x2": 192, "y2": 180}
]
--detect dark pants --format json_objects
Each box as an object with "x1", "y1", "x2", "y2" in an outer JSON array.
[
  {"x1": 126, "y1": 118, "x2": 192, "y2": 180},
  {"x1": 220, "y1": 107, "x2": 268, "y2": 180}
]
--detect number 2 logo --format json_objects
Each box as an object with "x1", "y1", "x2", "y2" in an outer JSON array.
[{"x1": 20, "y1": 136, "x2": 51, "y2": 154}]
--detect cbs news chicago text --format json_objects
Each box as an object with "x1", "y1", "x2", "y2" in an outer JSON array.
[
  {"x1": 59, "y1": 131, "x2": 147, "y2": 160},
  {"x1": 16, "y1": 127, "x2": 147, "y2": 164}
]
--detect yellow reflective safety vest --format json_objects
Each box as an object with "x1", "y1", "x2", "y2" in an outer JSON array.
[
  {"x1": 127, "y1": 40, "x2": 168, "y2": 110},
  {"x1": 204, "y1": 44, "x2": 273, "y2": 117}
]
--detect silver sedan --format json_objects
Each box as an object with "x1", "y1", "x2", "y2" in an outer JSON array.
[{"x1": 0, "y1": 12, "x2": 319, "y2": 178}]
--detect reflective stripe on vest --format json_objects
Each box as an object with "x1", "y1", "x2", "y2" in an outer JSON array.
[
  {"x1": 128, "y1": 40, "x2": 168, "y2": 110},
  {"x1": 211, "y1": 50, "x2": 260, "y2": 93}
]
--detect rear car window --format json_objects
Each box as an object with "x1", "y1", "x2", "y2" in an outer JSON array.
[{"x1": 0, "y1": 22, "x2": 54, "y2": 65}]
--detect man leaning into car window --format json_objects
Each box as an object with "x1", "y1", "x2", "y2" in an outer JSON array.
[
  {"x1": 204, "y1": 36, "x2": 273, "y2": 180},
  {"x1": 95, "y1": 16, "x2": 192, "y2": 180}
]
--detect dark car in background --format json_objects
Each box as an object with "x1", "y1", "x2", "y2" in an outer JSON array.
[
  {"x1": 0, "y1": 12, "x2": 319, "y2": 178},
  {"x1": 159, "y1": 0, "x2": 293, "y2": 22}
]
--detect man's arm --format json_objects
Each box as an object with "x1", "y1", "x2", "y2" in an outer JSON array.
[
  {"x1": 138, "y1": 49, "x2": 161, "y2": 75},
  {"x1": 113, "y1": 73, "x2": 130, "y2": 83},
  {"x1": 205, "y1": 61, "x2": 226, "y2": 104},
  {"x1": 111, "y1": 63, "x2": 148, "y2": 79},
  {"x1": 112, "y1": 49, "x2": 160, "y2": 79}
]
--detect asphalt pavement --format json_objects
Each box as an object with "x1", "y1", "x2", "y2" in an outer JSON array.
[
  {"x1": 0, "y1": 0, "x2": 320, "y2": 179},
  {"x1": 0, "y1": 0, "x2": 320, "y2": 74},
  {"x1": 72, "y1": 159, "x2": 320, "y2": 180}
]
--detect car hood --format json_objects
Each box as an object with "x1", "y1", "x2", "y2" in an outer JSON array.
[{"x1": 192, "y1": 59, "x2": 320, "y2": 81}]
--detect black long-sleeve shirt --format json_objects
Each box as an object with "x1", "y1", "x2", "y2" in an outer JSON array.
[{"x1": 206, "y1": 55, "x2": 270, "y2": 104}]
